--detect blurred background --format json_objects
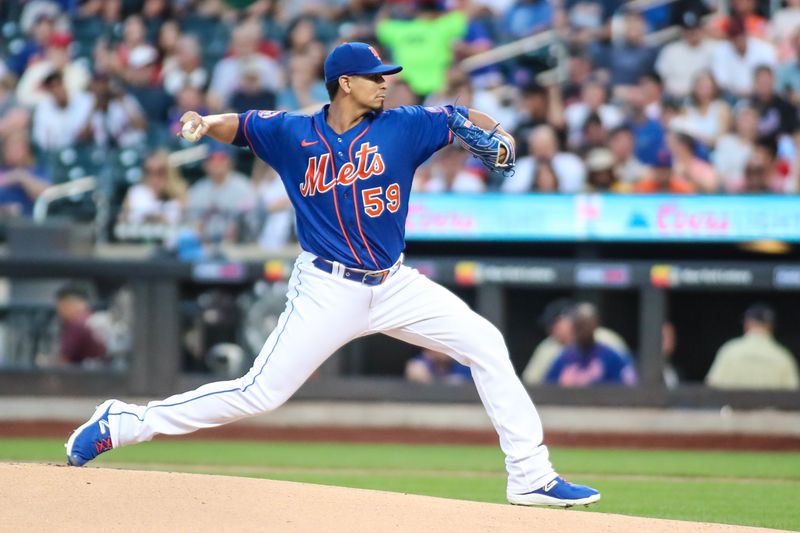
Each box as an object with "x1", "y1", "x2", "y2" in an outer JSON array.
[{"x1": 0, "y1": 0, "x2": 798, "y2": 417}]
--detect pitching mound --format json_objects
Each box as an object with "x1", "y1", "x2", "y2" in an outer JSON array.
[{"x1": 1, "y1": 463, "x2": 774, "y2": 532}]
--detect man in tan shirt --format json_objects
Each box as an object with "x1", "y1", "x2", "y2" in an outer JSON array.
[{"x1": 706, "y1": 304, "x2": 799, "y2": 390}]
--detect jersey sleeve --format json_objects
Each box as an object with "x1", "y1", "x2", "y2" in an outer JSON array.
[
  {"x1": 232, "y1": 109, "x2": 287, "y2": 166},
  {"x1": 402, "y1": 104, "x2": 470, "y2": 163}
]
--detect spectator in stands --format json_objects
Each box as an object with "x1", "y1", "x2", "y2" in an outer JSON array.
[
  {"x1": 155, "y1": 15, "x2": 178, "y2": 55},
  {"x1": 768, "y1": 0, "x2": 800, "y2": 62},
  {"x1": 161, "y1": 34, "x2": 208, "y2": 97},
  {"x1": 635, "y1": 72, "x2": 664, "y2": 121},
  {"x1": 157, "y1": 19, "x2": 179, "y2": 61},
  {"x1": 32, "y1": 71, "x2": 93, "y2": 151},
  {"x1": 584, "y1": 147, "x2": 624, "y2": 192},
  {"x1": 91, "y1": 12, "x2": 144, "y2": 77},
  {"x1": 655, "y1": 10, "x2": 715, "y2": 98},
  {"x1": 511, "y1": 81, "x2": 566, "y2": 158},
  {"x1": 544, "y1": 303, "x2": 637, "y2": 387},
  {"x1": 608, "y1": 125, "x2": 648, "y2": 186},
  {"x1": 743, "y1": 135, "x2": 792, "y2": 192},
  {"x1": 711, "y1": 16, "x2": 777, "y2": 97},
  {"x1": 283, "y1": 15, "x2": 325, "y2": 66},
  {"x1": 709, "y1": 0, "x2": 768, "y2": 40},
  {"x1": 113, "y1": 14, "x2": 150, "y2": 75},
  {"x1": 662, "y1": 322, "x2": 679, "y2": 389},
  {"x1": 426, "y1": 67, "x2": 516, "y2": 130},
  {"x1": 504, "y1": 0, "x2": 553, "y2": 39},
  {"x1": 405, "y1": 348, "x2": 472, "y2": 385},
  {"x1": 627, "y1": 94, "x2": 667, "y2": 167},
  {"x1": 561, "y1": 0, "x2": 617, "y2": 51},
  {"x1": 77, "y1": 0, "x2": 118, "y2": 22},
  {"x1": 776, "y1": 30, "x2": 800, "y2": 105},
  {"x1": 422, "y1": 145, "x2": 486, "y2": 193},
  {"x1": 207, "y1": 21, "x2": 283, "y2": 112},
  {"x1": 252, "y1": 161, "x2": 293, "y2": 251},
  {"x1": 564, "y1": 79, "x2": 623, "y2": 150},
  {"x1": 168, "y1": 85, "x2": 208, "y2": 142},
  {"x1": 667, "y1": 130, "x2": 719, "y2": 192},
  {"x1": 706, "y1": 304, "x2": 799, "y2": 390},
  {"x1": 55, "y1": 285, "x2": 107, "y2": 367},
  {"x1": 383, "y1": 78, "x2": 419, "y2": 108},
  {"x1": 230, "y1": 57, "x2": 278, "y2": 112},
  {"x1": 424, "y1": 66, "x2": 472, "y2": 108},
  {"x1": 337, "y1": 0, "x2": 384, "y2": 40},
  {"x1": 562, "y1": 49, "x2": 596, "y2": 104},
  {"x1": 738, "y1": 161, "x2": 773, "y2": 192},
  {"x1": 523, "y1": 299, "x2": 630, "y2": 385},
  {"x1": 119, "y1": 150, "x2": 186, "y2": 226},
  {"x1": 16, "y1": 32, "x2": 91, "y2": 109},
  {"x1": 682, "y1": 71, "x2": 732, "y2": 148},
  {"x1": 80, "y1": 72, "x2": 147, "y2": 149},
  {"x1": 633, "y1": 150, "x2": 696, "y2": 193},
  {"x1": 575, "y1": 112, "x2": 606, "y2": 157},
  {"x1": 452, "y1": 3, "x2": 501, "y2": 90},
  {"x1": 377, "y1": 1, "x2": 468, "y2": 97},
  {"x1": 712, "y1": 103, "x2": 760, "y2": 190},
  {"x1": 124, "y1": 45, "x2": 174, "y2": 128},
  {"x1": 79, "y1": 0, "x2": 124, "y2": 51},
  {"x1": 748, "y1": 65, "x2": 798, "y2": 138},
  {"x1": 501, "y1": 125, "x2": 586, "y2": 193},
  {"x1": 0, "y1": 73, "x2": 30, "y2": 140},
  {"x1": 187, "y1": 142, "x2": 256, "y2": 244},
  {"x1": 275, "y1": 54, "x2": 327, "y2": 111},
  {"x1": 0, "y1": 133, "x2": 50, "y2": 217},
  {"x1": 142, "y1": 0, "x2": 171, "y2": 43},
  {"x1": 7, "y1": 10, "x2": 56, "y2": 78},
  {"x1": 523, "y1": 299, "x2": 575, "y2": 385},
  {"x1": 609, "y1": 11, "x2": 659, "y2": 98}
]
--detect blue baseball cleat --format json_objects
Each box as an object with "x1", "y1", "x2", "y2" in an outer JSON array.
[
  {"x1": 508, "y1": 476, "x2": 601, "y2": 507},
  {"x1": 65, "y1": 399, "x2": 117, "y2": 466}
]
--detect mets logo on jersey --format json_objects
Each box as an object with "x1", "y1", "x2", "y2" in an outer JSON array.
[{"x1": 301, "y1": 142, "x2": 385, "y2": 197}]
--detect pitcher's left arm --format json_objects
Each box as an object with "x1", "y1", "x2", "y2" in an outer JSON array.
[{"x1": 448, "y1": 108, "x2": 515, "y2": 172}]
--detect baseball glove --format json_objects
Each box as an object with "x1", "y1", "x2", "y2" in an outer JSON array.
[{"x1": 447, "y1": 110, "x2": 515, "y2": 175}]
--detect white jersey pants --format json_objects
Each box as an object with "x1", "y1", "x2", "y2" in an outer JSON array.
[{"x1": 109, "y1": 252, "x2": 555, "y2": 493}]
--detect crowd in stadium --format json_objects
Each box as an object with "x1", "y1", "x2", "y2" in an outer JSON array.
[{"x1": 1, "y1": 0, "x2": 799, "y2": 247}]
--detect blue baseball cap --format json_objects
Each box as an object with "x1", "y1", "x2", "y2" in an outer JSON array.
[{"x1": 323, "y1": 42, "x2": 402, "y2": 84}]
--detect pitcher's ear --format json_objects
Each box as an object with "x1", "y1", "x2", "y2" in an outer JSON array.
[{"x1": 340, "y1": 76, "x2": 351, "y2": 95}]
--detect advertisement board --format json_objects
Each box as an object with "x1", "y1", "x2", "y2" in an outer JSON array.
[{"x1": 405, "y1": 194, "x2": 800, "y2": 242}]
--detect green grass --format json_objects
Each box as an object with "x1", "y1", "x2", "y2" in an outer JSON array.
[{"x1": 2, "y1": 439, "x2": 799, "y2": 531}]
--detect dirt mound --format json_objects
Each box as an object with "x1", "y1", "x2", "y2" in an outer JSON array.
[{"x1": 0, "y1": 463, "x2": 775, "y2": 532}]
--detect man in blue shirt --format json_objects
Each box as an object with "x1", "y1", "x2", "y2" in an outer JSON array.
[
  {"x1": 0, "y1": 133, "x2": 50, "y2": 217},
  {"x1": 546, "y1": 303, "x2": 637, "y2": 386}
]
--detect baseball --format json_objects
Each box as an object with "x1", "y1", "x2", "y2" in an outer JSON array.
[{"x1": 181, "y1": 120, "x2": 202, "y2": 142}]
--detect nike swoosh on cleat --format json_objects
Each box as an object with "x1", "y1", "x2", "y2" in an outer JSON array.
[
  {"x1": 543, "y1": 479, "x2": 558, "y2": 492},
  {"x1": 301, "y1": 139, "x2": 318, "y2": 147},
  {"x1": 99, "y1": 419, "x2": 110, "y2": 434}
]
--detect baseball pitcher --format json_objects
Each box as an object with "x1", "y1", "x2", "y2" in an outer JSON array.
[{"x1": 66, "y1": 42, "x2": 600, "y2": 508}]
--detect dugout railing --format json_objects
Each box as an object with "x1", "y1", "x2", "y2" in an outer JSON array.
[{"x1": 0, "y1": 246, "x2": 797, "y2": 410}]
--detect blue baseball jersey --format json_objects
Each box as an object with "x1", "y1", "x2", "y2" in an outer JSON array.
[
  {"x1": 544, "y1": 342, "x2": 638, "y2": 387},
  {"x1": 233, "y1": 104, "x2": 468, "y2": 270}
]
